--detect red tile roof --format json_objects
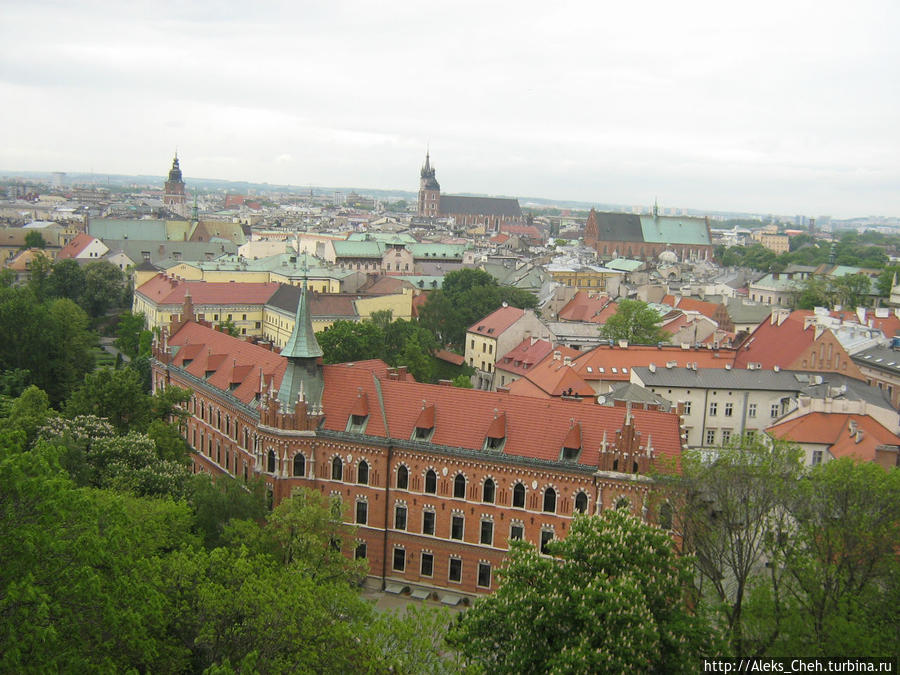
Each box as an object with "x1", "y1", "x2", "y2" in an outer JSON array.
[
  {"x1": 572, "y1": 343, "x2": 735, "y2": 383},
  {"x1": 557, "y1": 291, "x2": 617, "y2": 323},
  {"x1": 168, "y1": 322, "x2": 286, "y2": 404},
  {"x1": 165, "y1": 325, "x2": 684, "y2": 470},
  {"x1": 56, "y1": 233, "x2": 97, "y2": 259},
  {"x1": 767, "y1": 412, "x2": 900, "y2": 463},
  {"x1": 320, "y1": 366, "x2": 683, "y2": 466},
  {"x1": 733, "y1": 311, "x2": 816, "y2": 369},
  {"x1": 496, "y1": 338, "x2": 554, "y2": 376},
  {"x1": 434, "y1": 349, "x2": 465, "y2": 366},
  {"x1": 662, "y1": 295, "x2": 720, "y2": 319},
  {"x1": 468, "y1": 305, "x2": 525, "y2": 337},
  {"x1": 136, "y1": 274, "x2": 280, "y2": 305},
  {"x1": 506, "y1": 347, "x2": 594, "y2": 398}
]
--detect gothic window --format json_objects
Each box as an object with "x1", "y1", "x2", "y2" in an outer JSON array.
[
  {"x1": 482, "y1": 478, "x2": 495, "y2": 503},
  {"x1": 513, "y1": 483, "x2": 526, "y2": 508},
  {"x1": 574, "y1": 491, "x2": 588, "y2": 514},
  {"x1": 267, "y1": 449, "x2": 276, "y2": 473},
  {"x1": 396, "y1": 464, "x2": 408, "y2": 490},
  {"x1": 425, "y1": 469, "x2": 437, "y2": 494},
  {"x1": 543, "y1": 487, "x2": 556, "y2": 513},
  {"x1": 293, "y1": 453, "x2": 305, "y2": 477},
  {"x1": 331, "y1": 456, "x2": 343, "y2": 481},
  {"x1": 358, "y1": 460, "x2": 369, "y2": 485},
  {"x1": 453, "y1": 473, "x2": 466, "y2": 499}
]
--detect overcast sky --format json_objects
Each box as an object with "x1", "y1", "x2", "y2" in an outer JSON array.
[{"x1": 1, "y1": 0, "x2": 898, "y2": 218}]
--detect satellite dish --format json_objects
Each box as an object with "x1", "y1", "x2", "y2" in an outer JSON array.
[{"x1": 596, "y1": 396, "x2": 607, "y2": 405}]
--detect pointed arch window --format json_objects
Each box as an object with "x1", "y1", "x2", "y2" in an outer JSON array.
[
  {"x1": 453, "y1": 473, "x2": 466, "y2": 499},
  {"x1": 267, "y1": 449, "x2": 276, "y2": 474},
  {"x1": 574, "y1": 491, "x2": 588, "y2": 514},
  {"x1": 357, "y1": 460, "x2": 369, "y2": 485},
  {"x1": 543, "y1": 487, "x2": 557, "y2": 513},
  {"x1": 331, "y1": 456, "x2": 343, "y2": 481},
  {"x1": 424, "y1": 469, "x2": 437, "y2": 494},
  {"x1": 396, "y1": 464, "x2": 408, "y2": 490},
  {"x1": 293, "y1": 453, "x2": 305, "y2": 477},
  {"x1": 659, "y1": 502, "x2": 673, "y2": 530},
  {"x1": 513, "y1": 483, "x2": 526, "y2": 508},
  {"x1": 482, "y1": 478, "x2": 495, "y2": 504}
]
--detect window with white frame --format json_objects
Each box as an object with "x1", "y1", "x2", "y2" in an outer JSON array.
[
  {"x1": 480, "y1": 519, "x2": 493, "y2": 546},
  {"x1": 420, "y1": 552, "x2": 434, "y2": 577},
  {"x1": 724, "y1": 402, "x2": 733, "y2": 417},
  {"x1": 448, "y1": 557, "x2": 462, "y2": 582},
  {"x1": 477, "y1": 562, "x2": 492, "y2": 588},
  {"x1": 422, "y1": 509, "x2": 435, "y2": 535},
  {"x1": 355, "y1": 499, "x2": 368, "y2": 525},
  {"x1": 392, "y1": 547, "x2": 405, "y2": 572},
  {"x1": 451, "y1": 514, "x2": 464, "y2": 540},
  {"x1": 394, "y1": 504, "x2": 407, "y2": 531},
  {"x1": 706, "y1": 429, "x2": 716, "y2": 445},
  {"x1": 709, "y1": 402, "x2": 718, "y2": 416},
  {"x1": 748, "y1": 403, "x2": 757, "y2": 418}
]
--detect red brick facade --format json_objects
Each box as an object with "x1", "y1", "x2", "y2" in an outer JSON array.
[{"x1": 153, "y1": 322, "x2": 684, "y2": 598}]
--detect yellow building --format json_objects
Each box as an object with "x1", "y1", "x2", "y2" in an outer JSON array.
[
  {"x1": 133, "y1": 274, "x2": 280, "y2": 335},
  {"x1": 546, "y1": 264, "x2": 622, "y2": 292},
  {"x1": 751, "y1": 231, "x2": 790, "y2": 255}
]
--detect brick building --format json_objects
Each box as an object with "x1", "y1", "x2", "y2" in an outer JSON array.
[
  {"x1": 583, "y1": 207, "x2": 713, "y2": 262},
  {"x1": 417, "y1": 153, "x2": 525, "y2": 231},
  {"x1": 152, "y1": 281, "x2": 685, "y2": 599}
]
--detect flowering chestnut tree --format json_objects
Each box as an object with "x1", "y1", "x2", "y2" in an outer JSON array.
[{"x1": 448, "y1": 508, "x2": 719, "y2": 673}]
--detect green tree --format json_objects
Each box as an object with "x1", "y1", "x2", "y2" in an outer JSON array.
[
  {"x1": 771, "y1": 459, "x2": 900, "y2": 658},
  {"x1": 25, "y1": 252, "x2": 52, "y2": 300},
  {"x1": 218, "y1": 317, "x2": 240, "y2": 337},
  {"x1": 831, "y1": 273, "x2": 872, "y2": 309},
  {"x1": 80, "y1": 260, "x2": 126, "y2": 317},
  {"x1": 65, "y1": 367, "x2": 152, "y2": 432},
  {"x1": 796, "y1": 275, "x2": 831, "y2": 310},
  {"x1": 189, "y1": 473, "x2": 269, "y2": 549},
  {"x1": 452, "y1": 373, "x2": 473, "y2": 388},
  {"x1": 600, "y1": 299, "x2": 667, "y2": 344},
  {"x1": 114, "y1": 310, "x2": 151, "y2": 359},
  {"x1": 448, "y1": 509, "x2": 719, "y2": 673},
  {"x1": 676, "y1": 438, "x2": 803, "y2": 657},
  {"x1": 46, "y1": 258, "x2": 86, "y2": 302},
  {"x1": 876, "y1": 265, "x2": 900, "y2": 297},
  {"x1": 0, "y1": 385, "x2": 51, "y2": 446},
  {"x1": 316, "y1": 320, "x2": 385, "y2": 364},
  {"x1": 23, "y1": 229, "x2": 47, "y2": 249},
  {"x1": 0, "y1": 287, "x2": 95, "y2": 405}
]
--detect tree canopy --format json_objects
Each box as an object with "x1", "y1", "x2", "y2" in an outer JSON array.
[
  {"x1": 418, "y1": 268, "x2": 537, "y2": 348},
  {"x1": 600, "y1": 299, "x2": 668, "y2": 344},
  {"x1": 448, "y1": 509, "x2": 719, "y2": 673}
]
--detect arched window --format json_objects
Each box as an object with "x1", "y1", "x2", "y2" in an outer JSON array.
[
  {"x1": 358, "y1": 460, "x2": 369, "y2": 485},
  {"x1": 396, "y1": 465, "x2": 408, "y2": 490},
  {"x1": 632, "y1": 460, "x2": 639, "y2": 474},
  {"x1": 331, "y1": 456, "x2": 343, "y2": 481},
  {"x1": 574, "y1": 491, "x2": 588, "y2": 514},
  {"x1": 425, "y1": 469, "x2": 437, "y2": 494},
  {"x1": 267, "y1": 449, "x2": 276, "y2": 473},
  {"x1": 453, "y1": 473, "x2": 466, "y2": 499},
  {"x1": 659, "y1": 502, "x2": 673, "y2": 530},
  {"x1": 616, "y1": 496, "x2": 630, "y2": 511},
  {"x1": 612, "y1": 458, "x2": 619, "y2": 472},
  {"x1": 482, "y1": 478, "x2": 495, "y2": 503},
  {"x1": 543, "y1": 487, "x2": 556, "y2": 513},
  {"x1": 513, "y1": 483, "x2": 526, "y2": 508},
  {"x1": 293, "y1": 453, "x2": 305, "y2": 477}
]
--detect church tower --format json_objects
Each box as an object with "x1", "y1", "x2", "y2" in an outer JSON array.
[
  {"x1": 163, "y1": 153, "x2": 187, "y2": 217},
  {"x1": 417, "y1": 151, "x2": 441, "y2": 217}
]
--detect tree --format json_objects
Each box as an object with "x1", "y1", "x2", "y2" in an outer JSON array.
[
  {"x1": 770, "y1": 459, "x2": 900, "y2": 658},
  {"x1": 190, "y1": 473, "x2": 269, "y2": 549},
  {"x1": 876, "y1": 265, "x2": 900, "y2": 298},
  {"x1": 114, "y1": 310, "x2": 151, "y2": 359},
  {"x1": 46, "y1": 258, "x2": 86, "y2": 302},
  {"x1": 65, "y1": 367, "x2": 152, "y2": 432},
  {"x1": 796, "y1": 275, "x2": 831, "y2": 310},
  {"x1": 80, "y1": 261, "x2": 126, "y2": 317},
  {"x1": 676, "y1": 438, "x2": 803, "y2": 657},
  {"x1": 217, "y1": 317, "x2": 240, "y2": 337},
  {"x1": 600, "y1": 299, "x2": 667, "y2": 344},
  {"x1": 448, "y1": 510, "x2": 719, "y2": 673},
  {"x1": 831, "y1": 273, "x2": 872, "y2": 309},
  {"x1": 0, "y1": 385, "x2": 51, "y2": 446},
  {"x1": 23, "y1": 230, "x2": 47, "y2": 249},
  {"x1": 316, "y1": 320, "x2": 384, "y2": 364},
  {"x1": 452, "y1": 373, "x2": 473, "y2": 388}
]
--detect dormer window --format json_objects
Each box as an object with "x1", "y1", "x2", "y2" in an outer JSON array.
[
  {"x1": 412, "y1": 402, "x2": 435, "y2": 442},
  {"x1": 347, "y1": 414, "x2": 368, "y2": 433},
  {"x1": 347, "y1": 390, "x2": 370, "y2": 433},
  {"x1": 483, "y1": 411, "x2": 507, "y2": 452},
  {"x1": 560, "y1": 420, "x2": 582, "y2": 462}
]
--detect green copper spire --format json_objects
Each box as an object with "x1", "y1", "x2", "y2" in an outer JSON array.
[
  {"x1": 281, "y1": 262, "x2": 323, "y2": 360},
  {"x1": 277, "y1": 261, "x2": 324, "y2": 412}
]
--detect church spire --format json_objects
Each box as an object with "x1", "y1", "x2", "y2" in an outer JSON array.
[{"x1": 276, "y1": 260, "x2": 324, "y2": 412}]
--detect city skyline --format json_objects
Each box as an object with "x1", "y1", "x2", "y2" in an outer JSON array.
[{"x1": 1, "y1": 1, "x2": 898, "y2": 219}]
